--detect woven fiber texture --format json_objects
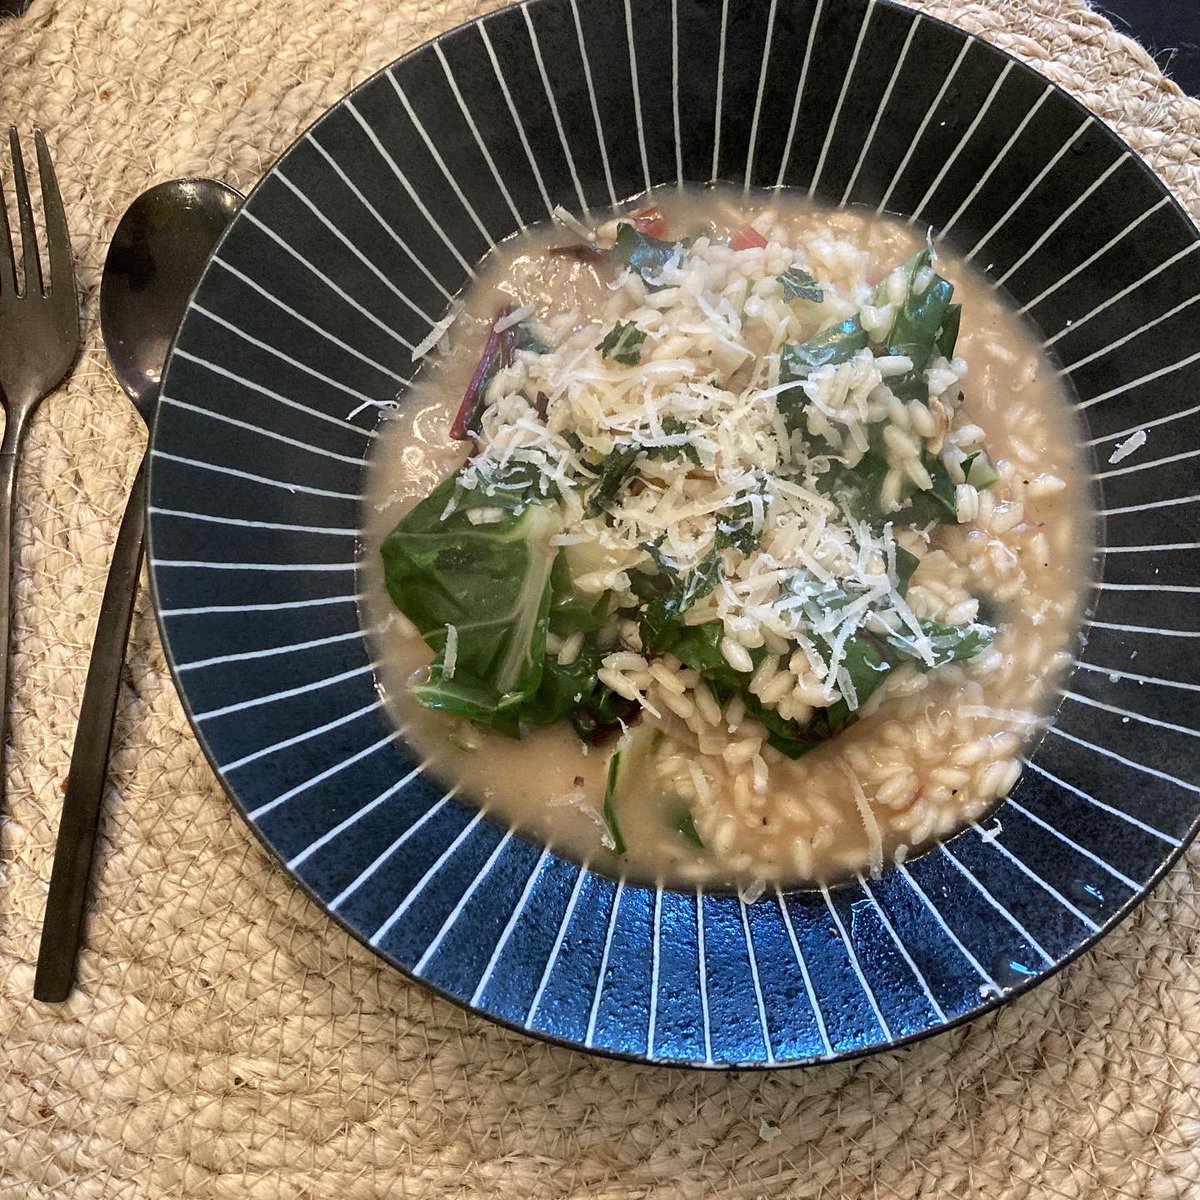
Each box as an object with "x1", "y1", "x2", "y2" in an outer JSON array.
[{"x1": 1, "y1": 0, "x2": 1198, "y2": 1196}]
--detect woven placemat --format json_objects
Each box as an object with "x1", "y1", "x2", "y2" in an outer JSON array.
[{"x1": 1, "y1": 1, "x2": 1198, "y2": 1196}]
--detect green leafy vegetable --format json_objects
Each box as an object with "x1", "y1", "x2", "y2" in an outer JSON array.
[
  {"x1": 585, "y1": 444, "x2": 642, "y2": 517},
  {"x1": 674, "y1": 809, "x2": 704, "y2": 849},
  {"x1": 778, "y1": 267, "x2": 824, "y2": 303},
  {"x1": 899, "y1": 454, "x2": 958, "y2": 526},
  {"x1": 637, "y1": 549, "x2": 724, "y2": 653},
  {"x1": 597, "y1": 320, "x2": 647, "y2": 365},
  {"x1": 603, "y1": 751, "x2": 626, "y2": 855},
  {"x1": 381, "y1": 471, "x2": 561, "y2": 735},
  {"x1": 612, "y1": 222, "x2": 688, "y2": 287},
  {"x1": 962, "y1": 449, "x2": 999, "y2": 489},
  {"x1": 657, "y1": 415, "x2": 702, "y2": 466},
  {"x1": 882, "y1": 248, "x2": 956, "y2": 403},
  {"x1": 937, "y1": 302, "x2": 962, "y2": 360},
  {"x1": 780, "y1": 315, "x2": 868, "y2": 379}
]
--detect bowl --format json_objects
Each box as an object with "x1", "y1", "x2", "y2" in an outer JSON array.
[{"x1": 147, "y1": 0, "x2": 1200, "y2": 1067}]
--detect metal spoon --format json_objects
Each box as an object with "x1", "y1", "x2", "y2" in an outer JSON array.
[{"x1": 34, "y1": 178, "x2": 242, "y2": 1002}]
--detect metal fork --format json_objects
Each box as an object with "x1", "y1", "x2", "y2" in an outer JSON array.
[{"x1": 0, "y1": 129, "x2": 80, "y2": 808}]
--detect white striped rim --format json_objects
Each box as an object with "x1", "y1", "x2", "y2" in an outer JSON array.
[
  {"x1": 288, "y1": 762, "x2": 427, "y2": 870},
  {"x1": 368, "y1": 808, "x2": 486, "y2": 946},
  {"x1": 470, "y1": 844, "x2": 552, "y2": 1007},
  {"x1": 774, "y1": 889, "x2": 832, "y2": 1056},
  {"x1": 894, "y1": 865, "x2": 1000, "y2": 992},
  {"x1": 695, "y1": 888, "x2": 713, "y2": 1064},
  {"x1": 221, "y1": 699, "x2": 383, "y2": 773},
  {"x1": 276, "y1": 167, "x2": 439, "y2": 326},
  {"x1": 877, "y1": 38, "x2": 971, "y2": 216},
  {"x1": 774, "y1": 0, "x2": 824, "y2": 190},
  {"x1": 1087, "y1": 401, "x2": 1200, "y2": 447},
  {"x1": 939, "y1": 86, "x2": 1052, "y2": 241},
  {"x1": 1105, "y1": 541, "x2": 1200, "y2": 554},
  {"x1": 856, "y1": 876, "x2": 948, "y2": 1022},
  {"x1": 808, "y1": 0, "x2": 875, "y2": 200},
  {"x1": 1086, "y1": 618, "x2": 1200, "y2": 638},
  {"x1": 820, "y1": 885, "x2": 892, "y2": 1039},
  {"x1": 1076, "y1": 659, "x2": 1200, "y2": 693},
  {"x1": 1100, "y1": 494, "x2": 1200, "y2": 517},
  {"x1": 1045, "y1": 241, "x2": 1200, "y2": 347},
  {"x1": 188, "y1": 306, "x2": 385, "y2": 427},
  {"x1": 171, "y1": 344, "x2": 380, "y2": 436},
  {"x1": 344, "y1": 97, "x2": 477, "y2": 276},
  {"x1": 1061, "y1": 292, "x2": 1200, "y2": 375},
  {"x1": 476, "y1": 21, "x2": 554, "y2": 218},
  {"x1": 329, "y1": 787, "x2": 457, "y2": 909},
  {"x1": 177, "y1": 627, "x2": 365, "y2": 673},
  {"x1": 840, "y1": 14, "x2": 921, "y2": 208},
  {"x1": 150, "y1": 449, "x2": 360, "y2": 502},
  {"x1": 965, "y1": 117, "x2": 1091, "y2": 263},
  {"x1": 1081, "y1": 360, "x2": 1200, "y2": 415},
  {"x1": 525, "y1": 863, "x2": 591, "y2": 1028},
  {"x1": 159, "y1": 396, "x2": 366, "y2": 466},
  {"x1": 306, "y1": 131, "x2": 457, "y2": 299},
  {"x1": 211, "y1": 256, "x2": 411, "y2": 384},
  {"x1": 149, "y1": 507, "x2": 357, "y2": 538},
  {"x1": 1026, "y1": 758, "x2": 1181, "y2": 844},
  {"x1": 938, "y1": 846, "x2": 1054, "y2": 966},
  {"x1": 972, "y1": 827, "x2": 1101, "y2": 933},
  {"x1": 568, "y1": 0, "x2": 617, "y2": 208},
  {"x1": 742, "y1": 0, "x2": 779, "y2": 194},
  {"x1": 415, "y1": 829, "x2": 516, "y2": 975},
  {"x1": 911, "y1": 62, "x2": 1013, "y2": 225},
  {"x1": 519, "y1": 6, "x2": 590, "y2": 216},
  {"x1": 160, "y1": 595, "x2": 359, "y2": 618},
  {"x1": 432, "y1": 42, "x2": 526, "y2": 229},
  {"x1": 737, "y1": 898, "x2": 775, "y2": 1063},
  {"x1": 242, "y1": 209, "x2": 420, "y2": 350},
  {"x1": 1003, "y1": 799, "x2": 1139, "y2": 891},
  {"x1": 1018, "y1": 197, "x2": 1169, "y2": 314},
  {"x1": 623, "y1": 0, "x2": 652, "y2": 194},
  {"x1": 992, "y1": 153, "x2": 1129, "y2": 287},
  {"x1": 645, "y1": 884, "x2": 663, "y2": 1056},
  {"x1": 584, "y1": 878, "x2": 625, "y2": 1048},
  {"x1": 193, "y1": 662, "x2": 378, "y2": 722},
  {"x1": 1061, "y1": 688, "x2": 1200, "y2": 738},
  {"x1": 152, "y1": 558, "x2": 355, "y2": 572},
  {"x1": 710, "y1": 0, "x2": 730, "y2": 183},
  {"x1": 387, "y1": 70, "x2": 497, "y2": 243},
  {"x1": 247, "y1": 729, "x2": 402, "y2": 821},
  {"x1": 670, "y1": 0, "x2": 683, "y2": 189}
]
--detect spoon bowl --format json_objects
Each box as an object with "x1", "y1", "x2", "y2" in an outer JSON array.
[{"x1": 99, "y1": 177, "x2": 242, "y2": 421}]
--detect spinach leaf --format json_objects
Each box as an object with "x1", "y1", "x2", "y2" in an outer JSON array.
[
  {"x1": 674, "y1": 809, "x2": 705, "y2": 849},
  {"x1": 612, "y1": 222, "x2": 688, "y2": 287},
  {"x1": 937, "y1": 302, "x2": 961, "y2": 360},
  {"x1": 381, "y1": 471, "x2": 560, "y2": 733},
  {"x1": 778, "y1": 267, "x2": 824, "y2": 303},
  {"x1": 597, "y1": 320, "x2": 647, "y2": 365},
  {"x1": 584, "y1": 443, "x2": 642, "y2": 517},
  {"x1": 603, "y1": 751, "x2": 626, "y2": 855}
]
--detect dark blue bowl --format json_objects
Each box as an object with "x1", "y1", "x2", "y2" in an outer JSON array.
[{"x1": 148, "y1": 0, "x2": 1200, "y2": 1067}]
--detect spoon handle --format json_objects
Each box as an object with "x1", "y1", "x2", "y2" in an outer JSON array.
[{"x1": 35, "y1": 452, "x2": 148, "y2": 1002}]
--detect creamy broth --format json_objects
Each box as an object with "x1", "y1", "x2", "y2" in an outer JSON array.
[{"x1": 360, "y1": 187, "x2": 1091, "y2": 889}]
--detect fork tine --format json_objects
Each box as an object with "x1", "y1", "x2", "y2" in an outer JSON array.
[
  {"x1": 0, "y1": 130, "x2": 14, "y2": 299},
  {"x1": 35, "y1": 130, "x2": 70, "y2": 300},
  {"x1": 9, "y1": 127, "x2": 42, "y2": 297}
]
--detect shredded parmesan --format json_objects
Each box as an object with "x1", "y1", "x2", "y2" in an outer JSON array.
[{"x1": 443, "y1": 624, "x2": 459, "y2": 680}]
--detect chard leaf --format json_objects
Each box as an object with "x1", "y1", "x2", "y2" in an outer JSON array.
[
  {"x1": 937, "y1": 302, "x2": 962, "y2": 360},
  {"x1": 674, "y1": 809, "x2": 705, "y2": 848},
  {"x1": 612, "y1": 222, "x2": 689, "y2": 287},
  {"x1": 878, "y1": 247, "x2": 956, "y2": 403},
  {"x1": 382, "y1": 470, "x2": 561, "y2": 733},
  {"x1": 778, "y1": 267, "x2": 824, "y2": 303},
  {"x1": 963, "y1": 449, "x2": 999, "y2": 489},
  {"x1": 893, "y1": 545, "x2": 920, "y2": 597},
  {"x1": 603, "y1": 751, "x2": 626, "y2": 855},
  {"x1": 597, "y1": 320, "x2": 646, "y2": 365},
  {"x1": 585, "y1": 443, "x2": 642, "y2": 517},
  {"x1": 884, "y1": 619, "x2": 994, "y2": 667},
  {"x1": 899, "y1": 454, "x2": 957, "y2": 526},
  {"x1": 657, "y1": 415, "x2": 702, "y2": 466},
  {"x1": 547, "y1": 555, "x2": 610, "y2": 637},
  {"x1": 780, "y1": 316, "x2": 868, "y2": 378},
  {"x1": 637, "y1": 550, "x2": 724, "y2": 653}
]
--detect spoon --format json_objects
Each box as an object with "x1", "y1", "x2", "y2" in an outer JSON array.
[{"x1": 34, "y1": 178, "x2": 243, "y2": 1002}]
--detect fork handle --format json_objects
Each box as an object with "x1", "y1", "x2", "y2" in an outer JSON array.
[
  {"x1": 0, "y1": 407, "x2": 30, "y2": 816},
  {"x1": 34, "y1": 452, "x2": 148, "y2": 1002}
]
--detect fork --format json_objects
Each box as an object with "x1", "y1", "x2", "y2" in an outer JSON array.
[{"x1": 0, "y1": 129, "x2": 80, "y2": 809}]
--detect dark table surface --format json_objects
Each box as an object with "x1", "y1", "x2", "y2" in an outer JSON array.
[{"x1": 0, "y1": 1, "x2": 1197, "y2": 93}]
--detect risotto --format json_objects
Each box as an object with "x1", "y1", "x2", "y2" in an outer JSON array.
[{"x1": 361, "y1": 188, "x2": 1091, "y2": 889}]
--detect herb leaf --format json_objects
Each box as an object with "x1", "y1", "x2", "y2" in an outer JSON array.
[
  {"x1": 612, "y1": 222, "x2": 689, "y2": 287},
  {"x1": 637, "y1": 549, "x2": 724, "y2": 653},
  {"x1": 778, "y1": 267, "x2": 824, "y2": 303},
  {"x1": 585, "y1": 443, "x2": 642, "y2": 517},
  {"x1": 597, "y1": 320, "x2": 646, "y2": 365},
  {"x1": 657, "y1": 415, "x2": 702, "y2": 466},
  {"x1": 603, "y1": 751, "x2": 626, "y2": 855}
]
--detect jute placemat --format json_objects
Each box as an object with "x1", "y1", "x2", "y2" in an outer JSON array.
[{"x1": 1, "y1": 1, "x2": 1197, "y2": 1196}]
